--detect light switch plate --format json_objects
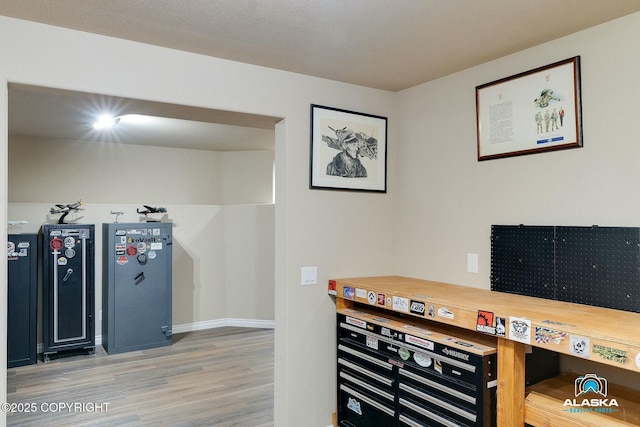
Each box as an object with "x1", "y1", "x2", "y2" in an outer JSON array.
[
  {"x1": 301, "y1": 266, "x2": 318, "y2": 286},
  {"x1": 467, "y1": 253, "x2": 479, "y2": 274}
]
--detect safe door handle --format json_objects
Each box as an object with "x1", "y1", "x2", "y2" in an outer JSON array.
[
  {"x1": 62, "y1": 268, "x2": 74, "y2": 282},
  {"x1": 134, "y1": 272, "x2": 145, "y2": 285}
]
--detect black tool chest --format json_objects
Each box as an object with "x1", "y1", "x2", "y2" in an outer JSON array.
[{"x1": 337, "y1": 307, "x2": 497, "y2": 427}]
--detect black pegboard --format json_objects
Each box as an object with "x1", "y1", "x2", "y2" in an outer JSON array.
[
  {"x1": 555, "y1": 226, "x2": 640, "y2": 312},
  {"x1": 491, "y1": 225, "x2": 556, "y2": 299},
  {"x1": 490, "y1": 225, "x2": 640, "y2": 313}
]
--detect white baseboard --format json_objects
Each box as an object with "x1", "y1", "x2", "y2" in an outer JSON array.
[
  {"x1": 172, "y1": 318, "x2": 276, "y2": 334},
  {"x1": 37, "y1": 318, "x2": 275, "y2": 354}
]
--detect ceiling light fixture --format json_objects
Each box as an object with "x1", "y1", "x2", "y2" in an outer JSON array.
[{"x1": 93, "y1": 114, "x2": 120, "y2": 130}]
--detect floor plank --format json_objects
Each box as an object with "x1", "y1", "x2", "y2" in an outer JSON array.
[{"x1": 6, "y1": 327, "x2": 274, "y2": 427}]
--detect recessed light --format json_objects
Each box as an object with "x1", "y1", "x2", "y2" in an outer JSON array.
[{"x1": 93, "y1": 114, "x2": 120, "y2": 130}]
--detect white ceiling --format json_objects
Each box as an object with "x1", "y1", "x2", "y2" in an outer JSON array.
[
  {"x1": 8, "y1": 84, "x2": 280, "y2": 151},
  {"x1": 3, "y1": 0, "x2": 640, "y2": 150}
]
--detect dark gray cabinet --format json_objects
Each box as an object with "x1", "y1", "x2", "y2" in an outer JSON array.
[
  {"x1": 102, "y1": 223, "x2": 173, "y2": 354},
  {"x1": 7, "y1": 233, "x2": 38, "y2": 368}
]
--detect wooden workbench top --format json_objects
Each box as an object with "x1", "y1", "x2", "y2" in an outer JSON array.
[{"x1": 331, "y1": 276, "x2": 640, "y2": 373}]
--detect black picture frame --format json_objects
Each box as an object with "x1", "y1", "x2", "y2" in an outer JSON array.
[{"x1": 309, "y1": 104, "x2": 387, "y2": 192}]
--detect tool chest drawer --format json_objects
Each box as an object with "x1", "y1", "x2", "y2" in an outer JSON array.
[{"x1": 337, "y1": 308, "x2": 497, "y2": 427}]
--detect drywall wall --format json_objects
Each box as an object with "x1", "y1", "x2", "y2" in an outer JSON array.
[
  {"x1": 0, "y1": 16, "x2": 396, "y2": 427},
  {"x1": 393, "y1": 12, "x2": 640, "y2": 386},
  {"x1": 7, "y1": 136, "x2": 276, "y2": 335}
]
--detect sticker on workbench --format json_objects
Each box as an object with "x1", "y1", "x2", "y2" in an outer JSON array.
[
  {"x1": 343, "y1": 286, "x2": 355, "y2": 300},
  {"x1": 509, "y1": 317, "x2": 531, "y2": 344},
  {"x1": 410, "y1": 300, "x2": 426, "y2": 316},
  {"x1": 367, "y1": 291, "x2": 376, "y2": 304},
  {"x1": 393, "y1": 296, "x2": 409, "y2": 313},
  {"x1": 355, "y1": 288, "x2": 367, "y2": 299},
  {"x1": 541, "y1": 319, "x2": 576, "y2": 328},
  {"x1": 377, "y1": 293, "x2": 386, "y2": 306},
  {"x1": 428, "y1": 305, "x2": 435, "y2": 317},
  {"x1": 476, "y1": 310, "x2": 496, "y2": 335},
  {"x1": 327, "y1": 280, "x2": 337, "y2": 296},
  {"x1": 437, "y1": 307, "x2": 454, "y2": 319},
  {"x1": 535, "y1": 327, "x2": 567, "y2": 344},
  {"x1": 414, "y1": 352, "x2": 432, "y2": 367},
  {"x1": 495, "y1": 317, "x2": 506, "y2": 337},
  {"x1": 372, "y1": 317, "x2": 389, "y2": 323},
  {"x1": 405, "y1": 334, "x2": 434, "y2": 351},
  {"x1": 593, "y1": 344, "x2": 628, "y2": 364},
  {"x1": 366, "y1": 336, "x2": 379, "y2": 350},
  {"x1": 569, "y1": 335, "x2": 590, "y2": 358},
  {"x1": 636, "y1": 352, "x2": 640, "y2": 369},
  {"x1": 345, "y1": 316, "x2": 366, "y2": 329}
]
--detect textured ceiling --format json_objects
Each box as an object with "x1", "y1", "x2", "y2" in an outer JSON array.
[
  {"x1": 2, "y1": 0, "x2": 640, "y2": 91},
  {"x1": 3, "y1": 1, "x2": 640, "y2": 150}
]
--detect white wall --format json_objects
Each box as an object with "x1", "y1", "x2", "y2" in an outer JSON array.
[
  {"x1": 393, "y1": 13, "x2": 640, "y2": 386},
  {"x1": 5, "y1": 11, "x2": 639, "y2": 427},
  {"x1": 0, "y1": 16, "x2": 396, "y2": 427},
  {"x1": 7, "y1": 135, "x2": 276, "y2": 338}
]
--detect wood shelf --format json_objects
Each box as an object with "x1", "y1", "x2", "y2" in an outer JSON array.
[
  {"x1": 331, "y1": 275, "x2": 640, "y2": 426},
  {"x1": 525, "y1": 372, "x2": 640, "y2": 426}
]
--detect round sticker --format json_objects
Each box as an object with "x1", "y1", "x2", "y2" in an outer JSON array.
[
  {"x1": 126, "y1": 245, "x2": 138, "y2": 256},
  {"x1": 137, "y1": 242, "x2": 147, "y2": 253},
  {"x1": 148, "y1": 250, "x2": 157, "y2": 259},
  {"x1": 65, "y1": 248, "x2": 76, "y2": 258},
  {"x1": 57, "y1": 257, "x2": 68, "y2": 266},
  {"x1": 398, "y1": 348, "x2": 410, "y2": 361},
  {"x1": 50, "y1": 237, "x2": 64, "y2": 251},
  {"x1": 414, "y1": 352, "x2": 432, "y2": 368},
  {"x1": 64, "y1": 236, "x2": 76, "y2": 248}
]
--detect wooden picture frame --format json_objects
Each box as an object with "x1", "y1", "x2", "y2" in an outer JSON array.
[
  {"x1": 476, "y1": 56, "x2": 582, "y2": 161},
  {"x1": 310, "y1": 104, "x2": 387, "y2": 192}
]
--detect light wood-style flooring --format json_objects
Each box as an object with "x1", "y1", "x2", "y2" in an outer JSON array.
[{"x1": 6, "y1": 327, "x2": 274, "y2": 427}]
